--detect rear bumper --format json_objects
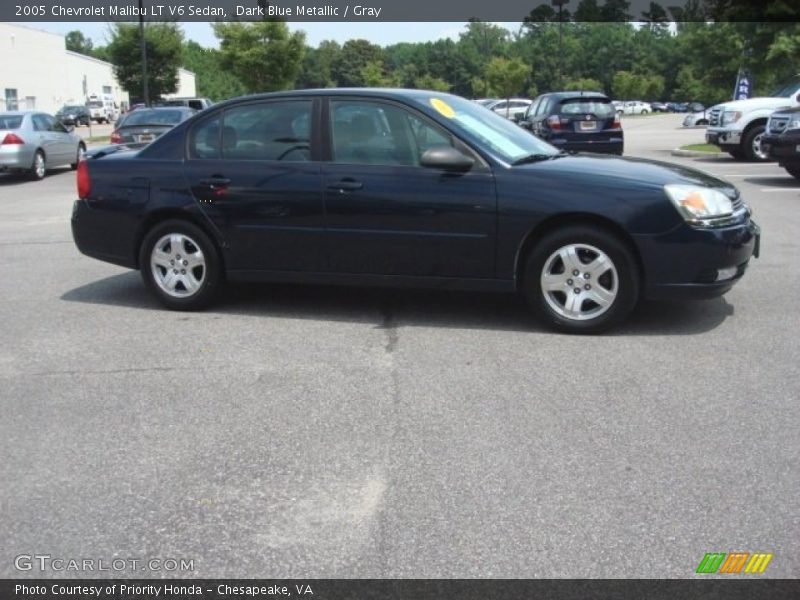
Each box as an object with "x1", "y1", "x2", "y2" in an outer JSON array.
[
  {"x1": 635, "y1": 219, "x2": 760, "y2": 301},
  {"x1": 548, "y1": 137, "x2": 624, "y2": 155},
  {"x1": 71, "y1": 200, "x2": 138, "y2": 269},
  {"x1": 0, "y1": 147, "x2": 33, "y2": 171}
]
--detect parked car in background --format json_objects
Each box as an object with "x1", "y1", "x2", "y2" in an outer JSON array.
[
  {"x1": 706, "y1": 79, "x2": 800, "y2": 161},
  {"x1": 761, "y1": 107, "x2": 800, "y2": 179},
  {"x1": 156, "y1": 97, "x2": 214, "y2": 111},
  {"x1": 622, "y1": 101, "x2": 652, "y2": 115},
  {"x1": 0, "y1": 111, "x2": 85, "y2": 179},
  {"x1": 488, "y1": 98, "x2": 533, "y2": 120},
  {"x1": 682, "y1": 103, "x2": 710, "y2": 127},
  {"x1": 55, "y1": 105, "x2": 91, "y2": 127},
  {"x1": 650, "y1": 101, "x2": 669, "y2": 112},
  {"x1": 474, "y1": 98, "x2": 499, "y2": 107},
  {"x1": 519, "y1": 91, "x2": 623, "y2": 155},
  {"x1": 71, "y1": 89, "x2": 760, "y2": 333},
  {"x1": 110, "y1": 107, "x2": 196, "y2": 145}
]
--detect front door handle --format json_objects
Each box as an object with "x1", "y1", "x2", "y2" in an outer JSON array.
[{"x1": 327, "y1": 179, "x2": 363, "y2": 193}]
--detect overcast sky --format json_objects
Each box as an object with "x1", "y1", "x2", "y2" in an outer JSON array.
[{"x1": 26, "y1": 21, "x2": 519, "y2": 47}]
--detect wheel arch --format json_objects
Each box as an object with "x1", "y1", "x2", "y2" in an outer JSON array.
[
  {"x1": 134, "y1": 209, "x2": 226, "y2": 271},
  {"x1": 513, "y1": 213, "x2": 645, "y2": 289}
]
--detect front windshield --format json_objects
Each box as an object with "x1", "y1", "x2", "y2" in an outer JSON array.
[
  {"x1": 770, "y1": 80, "x2": 800, "y2": 98},
  {"x1": 416, "y1": 95, "x2": 558, "y2": 163}
]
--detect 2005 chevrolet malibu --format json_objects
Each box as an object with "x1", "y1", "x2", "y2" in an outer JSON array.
[{"x1": 71, "y1": 89, "x2": 760, "y2": 333}]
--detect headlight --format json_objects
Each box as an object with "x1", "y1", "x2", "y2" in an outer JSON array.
[
  {"x1": 722, "y1": 111, "x2": 742, "y2": 125},
  {"x1": 789, "y1": 115, "x2": 800, "y2": 130},
  {"x1": 664, "y1": 184, "x2": 734, "y2": 223}
]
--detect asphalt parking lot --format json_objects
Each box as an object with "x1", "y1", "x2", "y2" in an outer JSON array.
[{"x1": 1, "y1": 113, "x2": 797, "y2": 578}]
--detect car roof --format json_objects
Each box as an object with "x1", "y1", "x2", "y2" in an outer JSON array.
[
  {"x1": 0, "y1": 110, "x2": 35, "y2": 116},
  {"x1": 545, "y1": 91, "x2": 609, "y2": 99},
  {"x1": 206, "y1": 88, "x2": 461, "y2": 111}
]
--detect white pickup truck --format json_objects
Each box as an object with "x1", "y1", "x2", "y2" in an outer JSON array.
[
  {"x1": 705, "y1": 79, "x2": 800, "y2": 161},
  {"x1": 86, "y1": 95, "x2": 119, "y2": 124}
]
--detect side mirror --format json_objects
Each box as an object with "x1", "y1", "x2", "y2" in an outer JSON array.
[{"x1": 420, "y1": 146, "x2": 475, "y2": 172}]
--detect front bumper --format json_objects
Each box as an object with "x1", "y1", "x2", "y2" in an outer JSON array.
[
  {"x1": 761, "y1": 133, "x2": 800, "y2": 163},
  {"x1": 635, "y1": 218, "x2": 760, "y2": 301},
  {"x1": 706, "y1": 128, "x2": 743, "y2": 148}
]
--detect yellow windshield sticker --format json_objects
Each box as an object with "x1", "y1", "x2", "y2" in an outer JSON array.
[{"x1": 430, "y1": 98, "x2": 455, "y2": 118}]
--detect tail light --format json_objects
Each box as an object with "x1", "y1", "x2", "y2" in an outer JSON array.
[
  {"x1": 110, "y1": 130, "x2": 122, "y2": 144},
  {"x1": 611, "y1": 114, "x2": 621, "y2": 129},
  {"x1": 2, "y1": 133, "x2": 24, "y2": 145},
  {"x1": 546, "y1": 115, "x2": 562, "y2": 130},
  {"x1": 77, "y1": 160, "x2": 91, "y2": 199}
]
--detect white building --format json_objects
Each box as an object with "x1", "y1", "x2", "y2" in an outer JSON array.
[{"x1": 0, "y1": 23, "x2": 196, "y2": 114}]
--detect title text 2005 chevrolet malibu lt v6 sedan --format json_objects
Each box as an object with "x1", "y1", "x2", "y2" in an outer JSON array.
[{"x1": 71, "y1": 90, "x2": 760, "y2": 333}]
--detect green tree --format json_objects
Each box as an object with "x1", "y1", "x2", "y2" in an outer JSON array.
[
  {"x1": 65, "y1": 30, "x2": 93, "y2": 55},
  {"x1": 564, "y1": 77, "x2": 604, "y2": 92},
  {"x1": 106, "y1": 23, "x2": 183, "y2": 100},
  {"x1": 182, "y1": 41, "x2": 245, "y2": 102},
  {"x1": 413, "y1": 74, "x2": 451, "y2": 92},
  {"x1": 484, "y1": 57, "x2": 531, "y2": 112},
  {"x1": 297, "y1": 40, "x2": 341, "y2": 88},
  {"x1": 360, "y1": 60, "x2": 392, "y2": 87},
  {"x1": 332, "y1": 39, "x2": 384, "y2": 87},
  {"x1": 213, "y1": 20, "x2": 305, "y2": 93}
]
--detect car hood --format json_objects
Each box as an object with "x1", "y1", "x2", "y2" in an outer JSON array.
[
  {"x1": 515, "y1": 154, "x2": 737, "y2": 196},
  {"x1": 717, "y1": 97, "x2": 796, "y2": 112}
]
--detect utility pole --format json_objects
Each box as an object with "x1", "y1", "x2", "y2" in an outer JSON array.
[
  {"x1": 138, "y1": 0, "x2": 150, "y2": 105},
  {"x1": 552, "y1": 0, "x2": 570, "y2": 89}
]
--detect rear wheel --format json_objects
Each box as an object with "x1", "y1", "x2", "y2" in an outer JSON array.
[
  {"x1": 29, "y1": 150, "x2": 46, "y2": 180},
  {"x1": 139, "y1": 220, "x2": 222, "y2": 310},
  {"x1": 522, "y1": 226, "x2": 639, "y2": 333}
]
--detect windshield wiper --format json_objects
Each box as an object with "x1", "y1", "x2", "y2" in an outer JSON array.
[{"x1": 511, "y1": 152, "x2": 566, "y2": 166}]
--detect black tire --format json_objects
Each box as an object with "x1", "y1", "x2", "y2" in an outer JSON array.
[
  {"x1": 784, "y1": 163, "x2": 800, "y2": 180},
  {"x1": 139, "y1": 219, "x2": 222, "y2": 310},
  {"x1": 641, "y1": 109, "x2": 648, "y2": 115},
  {"x1": 727, "y1": 148, "x2": 745, "y2": 160},
  {"x1": 521, "y1": 225, "x2": 639, "y2": 334},
  {"x1": 70, "y1": 143, "x2": 86, "y2": 170},
  {"x1": 742, "y1": 124, "x2": 769, "y2": 162},
  {"x1": 29, "y1": 150, "x2": 46, "y2": 180}
]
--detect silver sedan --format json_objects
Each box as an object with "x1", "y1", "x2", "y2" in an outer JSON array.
[{"x1": 0, "y1": 111, "x2": 86, "y2": 180}]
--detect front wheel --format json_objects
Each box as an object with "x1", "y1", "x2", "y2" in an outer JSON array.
[
  {"x1": 522, "y1": 226, "x2": 639, "y2": 333},
  {"x1": 742, "y1": 125, "x2": 769, "y2": 161},
  {"x1": 139, "y1": 220, "x2": 222, "y2": 310},
  {"x1": 70, "y1": 143, "x2": 86, "y2": 170}
]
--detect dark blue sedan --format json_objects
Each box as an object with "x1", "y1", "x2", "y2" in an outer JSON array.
[{"x1": 71, "y1": 89, "x2": 759, "y2": 333}]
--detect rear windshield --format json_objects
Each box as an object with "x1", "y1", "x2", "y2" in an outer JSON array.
[
  {"x1": 122, "y1": 109, "x2": 186, "y2": 127},
  {"x1": 0, "y1": 115, "x2": 23, "y2": 129},
  {"x1": 559, "y1": 99, "x2": 614, "y2": 117}
]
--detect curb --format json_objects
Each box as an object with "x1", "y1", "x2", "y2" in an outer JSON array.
[{"x1": 671, "y1": 148, "x2": 726, "y2": 158}]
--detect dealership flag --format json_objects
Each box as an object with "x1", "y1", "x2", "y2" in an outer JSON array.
[{"x1": 733, "y1": 70, "x2": 753, "y2": 100}]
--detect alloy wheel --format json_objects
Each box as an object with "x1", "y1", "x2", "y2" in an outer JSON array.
[
  {"x1": 540, "y1": 243, "x2": 619, "y2": 321},
  {"x1": 150, "y1": 233, "x2": 206, "y2": 298}
]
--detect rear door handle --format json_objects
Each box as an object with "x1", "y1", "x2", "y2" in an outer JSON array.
[
  {"x1": 200, "y1": 176, "x2": 231, "y2": 187},
  {"x1": 327, "y1": 180, "x2": 363, "y2": 193}
]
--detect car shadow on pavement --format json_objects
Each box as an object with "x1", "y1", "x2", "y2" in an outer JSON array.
[
  {"x1": 0, "y1": 168, "x2": 72, "y2": 185},
  {"x1": 743, "y1": 176, "x2": 799, "y2": 187},
  {"x1": 61, "y1": 272, "x2": 734, "y2": 336}
]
